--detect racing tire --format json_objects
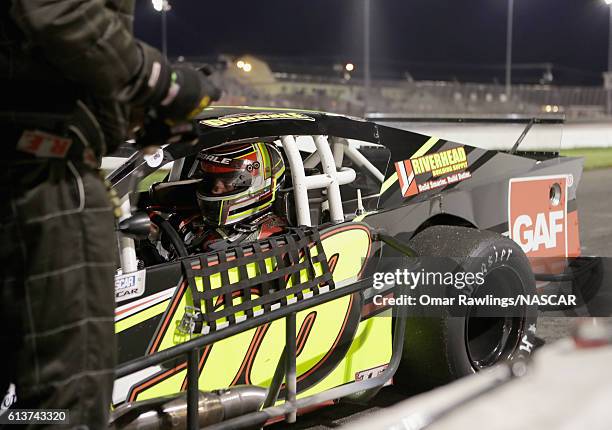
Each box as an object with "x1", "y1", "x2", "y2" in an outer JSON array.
[{"x1": 396, "y1": 225, "x2": 538, "y2": 392}]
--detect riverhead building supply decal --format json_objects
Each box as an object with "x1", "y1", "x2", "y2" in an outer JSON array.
[{"x1": 394, "y1": 145, "x2": 471, "y2": 197}]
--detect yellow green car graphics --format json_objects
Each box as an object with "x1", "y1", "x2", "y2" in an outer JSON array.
[{"x1": 113, "y1": 223, "x2": 392, "y2": 406}]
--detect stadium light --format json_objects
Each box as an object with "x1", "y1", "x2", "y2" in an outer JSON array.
[
  {"x1": 364, "y1": 0, "x2": 371, "y2": 114},
  {"x1": 605, "y1": 0, "x2": 612, "y2": 114},
  {"x1": 151, "y1": 0, "x2": 170, "y2": 58},
  {"x1": 152, "y1": 0, "x2": 170, "y2": 12},
  {"x1": 505, "y1": 0, "x2": 514, "y2": 99}
]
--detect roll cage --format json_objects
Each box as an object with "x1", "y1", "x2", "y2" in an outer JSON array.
[{"x1": 112, "y1": 134, "x2": 388, "y2": 274}]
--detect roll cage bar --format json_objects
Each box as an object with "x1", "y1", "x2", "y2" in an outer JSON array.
[{"x1": 115, "y1": 135, "x2": 385, "y2": 274}]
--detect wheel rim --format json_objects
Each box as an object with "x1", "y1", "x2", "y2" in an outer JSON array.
[{"x1": 465, "y1": 266, "x2": 525, "y2": 370}]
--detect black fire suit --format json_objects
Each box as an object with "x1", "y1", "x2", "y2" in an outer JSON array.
[{"x1": 0, "y1": 1, "x2": 188, "y2": 428}]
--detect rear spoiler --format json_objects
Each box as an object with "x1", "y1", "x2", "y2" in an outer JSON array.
[
  {"x1": 366, "y1": 113, "x2": 565, "y2": 124},
  {"x1": 366, "y1": 114, "x2": 565, "y2": 153}
]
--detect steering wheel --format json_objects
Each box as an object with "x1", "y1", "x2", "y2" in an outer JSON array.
[{"x1": 149, "y1": 213, "x2": 189, "y2": 258}]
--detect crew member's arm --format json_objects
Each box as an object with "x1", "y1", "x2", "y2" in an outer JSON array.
[{"x1": 10, "y1": 0, "x2": 219, "y2": 119}]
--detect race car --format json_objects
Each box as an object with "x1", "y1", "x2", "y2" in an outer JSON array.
[{"x1": 107, "y1": 107, "x2": 584, "y2": 429}]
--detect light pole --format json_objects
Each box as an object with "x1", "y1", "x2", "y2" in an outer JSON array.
[
  {"x1": 605, "y1": 0, "x2": 612, "y2": 115},
  {"x1": 505, "y1": 0, "x2": 514, "y2": 100},
  {"x1": 152, "y1": 0, "x2": 170, "y2": 58},
  {"x1": 364, "y1": 0, "x2": 371, "y2": 115}
]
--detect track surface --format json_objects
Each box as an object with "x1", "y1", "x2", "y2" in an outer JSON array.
[{"x1": 271, "y1": 168, "x2": 612, "y2": 429}]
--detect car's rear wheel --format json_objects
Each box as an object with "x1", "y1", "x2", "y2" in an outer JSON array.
[{"x1": 396, "y1": 225, "x2": 537, "y2": 392}]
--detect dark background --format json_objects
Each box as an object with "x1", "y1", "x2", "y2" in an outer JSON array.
[{"x1": 134, "y1": 0, "x2": 611, "y2": 85}]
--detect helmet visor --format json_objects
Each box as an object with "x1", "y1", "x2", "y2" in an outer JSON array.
[
  {"x1": 197, "y1": 171, "x2": 252, "y2": 197},
  {"x1": 196, "y1": 156, "x2": 255, "y2": 197}
]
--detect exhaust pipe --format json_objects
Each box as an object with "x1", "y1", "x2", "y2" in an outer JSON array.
[{"x1": 109, "y1": 385, "x2": 267, "y2": 430}]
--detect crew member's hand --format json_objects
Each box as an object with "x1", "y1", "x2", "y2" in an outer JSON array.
[
  {"x1": 136, "y1": 65, "x2": 221, "y2": 147},
  {"x1": 121, "y1": 44, "x2": 222, "y2": 123},
  {"x1": 121, "y1": 45, "x2": 222, "y2": 147},
  {"x1": 155, "y1": 66, "x2": 222, "y2": 122},
  {"x1": 135, "y1": 114, "x2": 198, "y2": 148}
]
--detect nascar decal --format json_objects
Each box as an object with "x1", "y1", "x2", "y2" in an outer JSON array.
[
  {"x1": 508, "y1": 175, "x2": 568, "y2": 257},
  {"x1": 395, "y1": 145, "x2": 471, "y2": 197},
  {"x1": 200, "y1": 112, "x2": 315, "y2": 128},
  {"x1": 115, "y1": 269, "x2": 146, "y2": 303}
]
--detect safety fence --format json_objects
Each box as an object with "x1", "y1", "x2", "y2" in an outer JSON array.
[{"x1": 215, "y1": 72, "x2": 610, "y2": 120}]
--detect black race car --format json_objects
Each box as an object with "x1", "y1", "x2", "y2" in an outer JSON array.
[{"x1": 108, "y1": 107, "x2": 584, "y2": 429}]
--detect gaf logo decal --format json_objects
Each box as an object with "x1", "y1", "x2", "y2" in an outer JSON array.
[
  {"x1": 115, "y1": 269, "x2": 146, "y2": 303},
  {"x1": 509, "y1": 176, "x2": 568, "y2": 257},
  {"x1": 512, "y1": 212, "x2": 564, "y2": 253}
]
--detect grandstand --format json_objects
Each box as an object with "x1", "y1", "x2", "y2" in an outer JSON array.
[{"x1": 188, "y1": 55, "x2": 610, "y2": 119}]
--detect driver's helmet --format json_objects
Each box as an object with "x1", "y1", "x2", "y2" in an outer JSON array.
[{"x1": 193, "y1": 142, "x2": 285, "y2": 226}]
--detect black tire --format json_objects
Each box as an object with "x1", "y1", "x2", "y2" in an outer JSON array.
[
  {"x1": 396, "y1": 225, "x2": 538, "y2": 392},
  {"x1": 572, "y1": 257, "x2": 605, "y2": 308}
]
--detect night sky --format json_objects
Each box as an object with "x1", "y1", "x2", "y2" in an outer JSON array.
[{"x1": 134, "y1": 0, "x2": 612, "y2": 85}]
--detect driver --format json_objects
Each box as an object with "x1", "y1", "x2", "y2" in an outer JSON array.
[{"x1": 172, "y1": 142, "x2": 287, "y2": 253}]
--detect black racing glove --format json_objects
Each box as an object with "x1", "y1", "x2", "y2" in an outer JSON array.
[
  {"x1": 120, "y1": 43, "x2": 222, "y2": 123},
  {"x1": 135, "y1": 115, "x2": 197, "y2": 148},
  {"x1": 155, "y1": 65, "x2": 222, "y2": 122}
]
